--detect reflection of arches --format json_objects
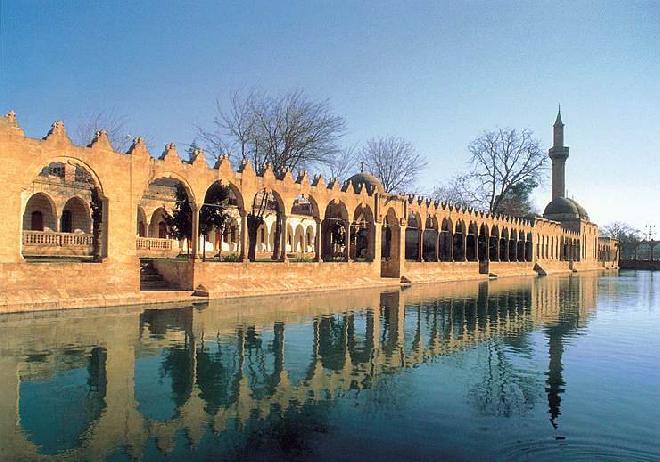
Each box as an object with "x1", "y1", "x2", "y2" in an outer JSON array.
[
  {"x1": 19, "y1": 347, "x2": 107, "y2": 455},
  {"x1": 61, "y1": 196, "x2": 91, "y2": 233},
  {"x1": 23, "y1": 193, "x2": 57, "y2": 231}
]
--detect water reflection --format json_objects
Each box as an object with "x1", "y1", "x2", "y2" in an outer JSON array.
[{"x1": 0, "y1": 273, "x2": 626, "y2": 461}]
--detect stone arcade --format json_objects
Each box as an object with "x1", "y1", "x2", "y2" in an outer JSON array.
[{"x1": 0, "y1": 110, "x2": 619, "y2": 312}]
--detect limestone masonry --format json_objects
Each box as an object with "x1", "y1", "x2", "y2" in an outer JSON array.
[{"x1": 0, "y1": 110, "x2": 619, "y2": 312}]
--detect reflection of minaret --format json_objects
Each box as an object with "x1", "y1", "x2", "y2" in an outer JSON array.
[
  {"x1": 545, "y1": 325, "x2": 565, "y2": 429},
  {"x1": 549, "y1": 106, "x2": 570, "y2": 201}
]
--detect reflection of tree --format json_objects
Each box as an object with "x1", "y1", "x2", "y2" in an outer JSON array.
[
  {"x1": 318, "y1": 315, "x2": 348, "y2": 372},
  {"x1": 159, "y1": 333, "x2": 194, "y2": 410},
  {"x1": 468, "y1": 340, "x2": 540, "y2": 417},
  {"x1": 196, "y1": 332, "x2": 243, "y2": 415}
]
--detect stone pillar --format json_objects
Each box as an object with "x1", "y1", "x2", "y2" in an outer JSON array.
[
  {"x1": 417, "y1": 228, "x2": 424, "y2": 262},
  {"x1": 314, "y1": 219, "x2": 322, "y2": 262},
  {"x1": 280, "y1": 215, "x2": 288, "y2": 261},
  {"x1": 372, "y1": 222, "x2": 382, "y2": 264},
  {"x1": 239, "y1": 213, "x2": 248, "y2": 261},
  {"x1": 345, "y1": 221, "x2": 351, "y2": 262},
  {"x1": 191, "y1": 206, "x2": 199, "y2": 259}
]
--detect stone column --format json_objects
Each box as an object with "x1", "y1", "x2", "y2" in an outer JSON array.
[
  {"x1": 314, "y1": 219, "x2": 322, "y2": 262},
  {"x1": 372, "y1": 222, "x2": 382, "y2": 263},
  {"x1": 280, "y1": 215, "x2": 288, "y2": 261},
  {"x1": 345, "y1": 221, "x2": 351, "y2": 262},
  {"x1": 417, "y1": 228, "x2": 424, "y2": 262},
  {"x1": 191, "y1": 206, "x2": 199, "y2": 259},
  {"x1": 239, "y1": 213, "x2": 248, "y2": 261}
]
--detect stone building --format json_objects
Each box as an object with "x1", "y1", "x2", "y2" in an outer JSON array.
[{"x1": 0, "y1": 110, "x2": 617, "y2": 312}]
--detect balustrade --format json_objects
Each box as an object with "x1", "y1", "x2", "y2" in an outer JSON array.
[{"x1": 22, "y1": 230, "x2": 94, "y2": 257}]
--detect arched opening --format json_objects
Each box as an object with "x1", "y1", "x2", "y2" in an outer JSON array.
[
  {"x1": 453, "y1": 220, "x2": 466, "y2": 261},
  {"x1": 322, "y1": 200, "x2": 349, "y2": 262},
  {"x1": 489, "y1": 226, "x2": 500, "y2": 261},
  {"x1": 404, "y1": 212, "x2": 421, "y2": 261},
  {"x1": 199, "y1": 181, "x2": 240, "y2": 261},
  {"x1": 351, "y1": 204, "x2": 374, "y2": 261},
  {"x1": 23, "y1": 193, "x2": 57, "y2": 231},
  {"x1": 525, "y1": 232, "x2": 533, "y2": 261},
  {"x1": 22, "y1": 161, "x2": 105, "y2": 260},
  {"x1": 499, "y1": 228, "x2": 509, "y2": 262},
  {"x1": 516, "y1": 231, "x2": 525, "y2": 261},
  {"x1": 247, "y1": 188, "x2": 283, "y2": 261},
  {"x1": 137, "y1": 206, "x2": 148, "y2": 237},
  {"x1": 466, "y1": 222, "x2": 478, "y2": 261},
  {"x1": 380, "y1": 208, "x2": 402, "y2": 277},
  {"x1": 140, "y1": 177, "x2": 196, "y2": 258},
  {"x1": 439, "y1": 218, "x2": 453, "y2": 261},
  {"x1": 305, "y1": 225, "x2": 315, "y2": 253},
  {"x1": 60, "y1": 197, "x2": 91, "y2": 234},
  {"x1": 508, "y1": 230, "x2": 517, "y2": 261},
  {"x1": 422, "y1": 216, "x2": 438, "y2": 261},
  {"x1": 478, "y1": 223, "x2": 489, "y2": 262}
]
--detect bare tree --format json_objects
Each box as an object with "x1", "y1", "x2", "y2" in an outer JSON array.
[
  {"x1": 431, "y1": 174, "x2": 481, "y2": 209},
  {"x1": 74, "y1": 110, "x2": 133, "y2": 152},
  {"x1": 325, "y1": 144, "x2": 359, "y2": 181},
  {"x1": 360, "y1": 136, "x2": 427, "y2": 194},
  {"x1": 601, "y1": 221, "x2": 642, "y2": 258},
  {"x1": 198, "y1": 89, "x2": 346, "y2": 174},
  {"x1": 465, "y1": 128, "x2": 547, "y2": 214}
]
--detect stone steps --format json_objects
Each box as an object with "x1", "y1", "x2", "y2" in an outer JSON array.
[{"x1": 140, "y1": 261, "x2": 172, "y2": 291}]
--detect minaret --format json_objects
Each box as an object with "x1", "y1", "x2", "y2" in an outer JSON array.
[{"x1": 549, "y1": 106, "x2": 569, "y2": 201}]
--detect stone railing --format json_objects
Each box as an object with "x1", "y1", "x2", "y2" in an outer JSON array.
[
  {"x1": 22, "y1": 231, "x2": 94, "y2": 257},
  {"x1": 136, "y1": 236, "x2": 178, "y2": 257},
  {"x1": 136, "y1": 237, "x2": 173, "y2": 251}
]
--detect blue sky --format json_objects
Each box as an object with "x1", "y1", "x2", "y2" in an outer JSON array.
[{"x1": 1, "y1": 1, "x2": 658, "y2": 233}]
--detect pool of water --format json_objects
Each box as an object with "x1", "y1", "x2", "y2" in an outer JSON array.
[{"x1": 0, "y1": 270, "x2": 658, "y2": 461}]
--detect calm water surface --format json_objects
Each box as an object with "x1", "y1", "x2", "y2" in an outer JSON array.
[{"x1": 0, "y1": 270, "x2": 658, "y2": 461}]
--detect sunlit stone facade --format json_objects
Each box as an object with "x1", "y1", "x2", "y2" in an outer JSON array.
[{"x1": 0, "y1": 111, "x2": 617, "y2": 312}]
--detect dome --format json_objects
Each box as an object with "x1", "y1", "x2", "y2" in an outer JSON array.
[
  {"x1": 567, "y1": 198, "x2": 589, "y2": 220},
  {"x1": 543, "y1": 197, "x2": 579, "y2": 218},
  {"x1": 345, "y1": 172, "x2": 384, "y2": 194},
  {"x1": 543, "y1": 197, "x2": 589, "y2": 220}
]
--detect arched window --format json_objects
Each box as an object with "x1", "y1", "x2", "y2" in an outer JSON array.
[{"x1": 61, "y1": 210, "x2": 73, "y2": 233}]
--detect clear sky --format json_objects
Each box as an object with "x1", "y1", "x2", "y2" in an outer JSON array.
[{"x1": 1, "y1": 1, "x2": 658, "y2": 233}]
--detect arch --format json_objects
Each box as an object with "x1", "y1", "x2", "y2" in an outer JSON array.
[
  {"x1": 525, "y1": 232, "x2": 533, "y2": 261},
  {"x1": 137, "y1": 206, "x2": 148, "y2": 237},
  {"x1": 478, "y1": 223, "x2": 489, "y2": 262},
  {"x1": 380, "y1": 207, "x2": 402, "y2": 277},
  {"x1": 61, "y1": 196, "x2": 91, "y2": 233},
  {"x1": 305, "y1": 224, "x2": 315, "y2": 252},
  {"x1": 322, "y1": 200, "x2": 350, "y2": 262},
  {"x1": 453, "y1": 220, "x2": 466, "y2": 261},
  {"x1": 466, "y1": 222, "x2": 478, "y2": 261},
  {"x1": 351, "y1": 203, "x2": 375, "y2": 261},
  {"x1": 422, "y1": 216, "x2": 439, "y2": 261},
  {"x1": 439, "y1": 217, "x2": 453, "y2": 261},
  {"x1": 290, "y1": 194, "x2": 319, "y2": 219},
  {"x1": 23, "y1": 192, "x2": 57, "y2": 231},
  {"x1": 516, "y1": 230, "x2": 525, "y2": 261},
  {"x1": 149, "y1": 208, "x2": 170, "y2": 238},
  {"x1": 25, "y1": 159, "x2": 107, "y2": 260},
  {"x1": 246, "y1": 188, "x2": 284, "y2": 261},
  {"x1": 489, "y1": 225, "x2": 500, "y2": 261},
  {"x1": 404, "y1": 211, "x2": 421, "y2": 261},
  {"x1": 499, "y1": 228, "x2": 510, "y2": 262}
]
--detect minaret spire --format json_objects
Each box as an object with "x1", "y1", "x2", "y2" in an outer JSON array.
[{"x1": 549, "y1": 107, "x2": 569, "y2": 200}]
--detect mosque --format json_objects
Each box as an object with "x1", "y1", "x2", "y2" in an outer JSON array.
[{"x1": 0, "y1": 109, "x2": 618, "y2": 312}]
